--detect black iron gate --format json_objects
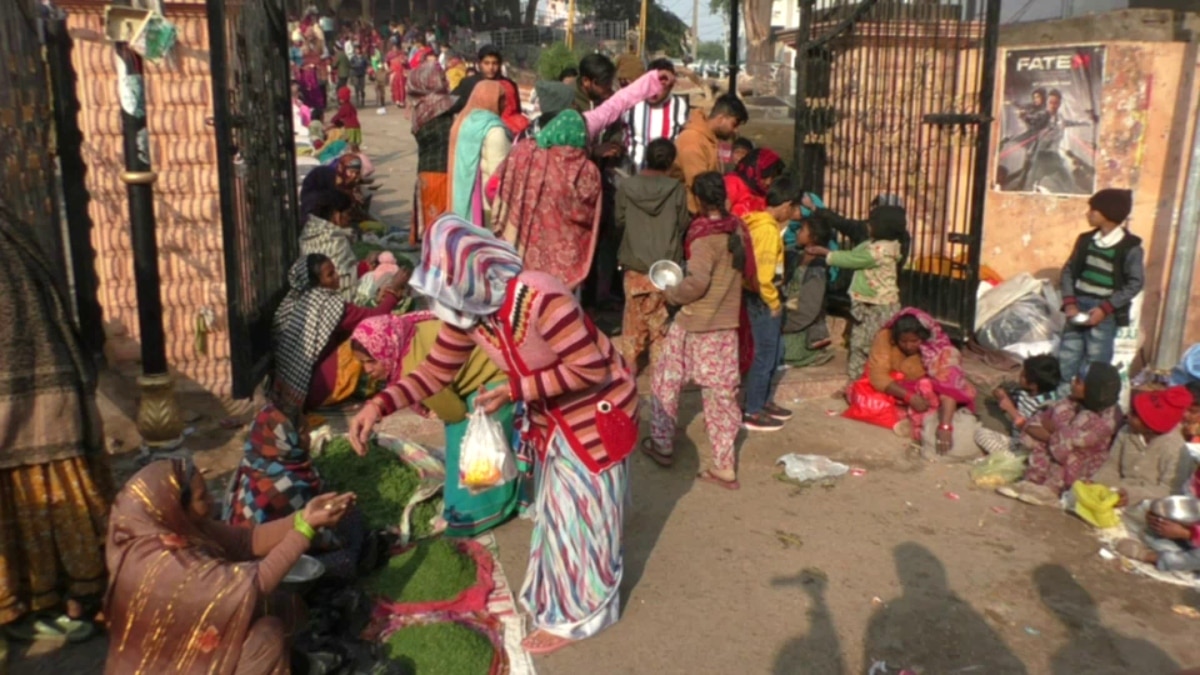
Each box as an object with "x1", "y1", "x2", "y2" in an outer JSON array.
[
  {"x1": 207, "y1": 0, "x2": 300, "y2": 398},
  {"x1": 793, "y1": 0, "x2": 1000, "y2": 339}
]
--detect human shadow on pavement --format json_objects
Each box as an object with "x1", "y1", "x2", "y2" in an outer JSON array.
[
  {"x1": 619, "y1": 420, "x2": 701, "y2": 608},
  {"x1": 1034, "y1": 564, "x2": 1179, "y2": 674},
  {"x1": 771, "y1": 568, "x2": 845, "y2": 675},
  {"x1": 863, "y1": 542, "x2": 1028, "y2": 674}
]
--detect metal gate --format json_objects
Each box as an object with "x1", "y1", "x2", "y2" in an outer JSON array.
[
  {"x1": 792, "y1": 0, "x2": 1000, "y2": 339},
  {"x1": 207, "y1": 0, "x2": 300, "y2": 398}
]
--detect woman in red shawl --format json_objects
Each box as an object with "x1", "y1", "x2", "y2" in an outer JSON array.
[
  {"x1": 386, "y1": 43, "x2": 407, "y2": 108},
  {"x1": 490, "y1": 109, "x2": 600, "y2": 290},
  {"x1": 104, "y1": 459, "x2": 354, "y2": 674},
  {"x1": 725, "y1": 148, "x2": 784, "y2": 217},
  {"x1": 408, "y1": 36, "x2": 435, "y2": 70},
  {"x1": 498, "y1": 79, "x2": 530, "y2": 137}
]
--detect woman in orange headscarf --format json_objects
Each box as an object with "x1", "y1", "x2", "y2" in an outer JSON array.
[
  {"x1": 447, "y1": 80, "x2": 511, "y2": 227},
  {"x1": 104, "y1": 460, "x2": 354, "y2": 674}
]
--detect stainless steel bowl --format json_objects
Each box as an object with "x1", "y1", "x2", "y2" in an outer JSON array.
[
  {"x1": 649, "y1": 260, "x2": 683, "y2": 290},
  {"x1": 283, "y1": 554, "x2": 326, "y2": 585},
  {"x1": 1150, "y1": 496, "x2": 1200, "y2": 524}
]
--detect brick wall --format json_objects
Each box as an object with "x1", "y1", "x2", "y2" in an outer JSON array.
[{"x1": 64, "y1": 1, "x2": 234, "y2": 395}]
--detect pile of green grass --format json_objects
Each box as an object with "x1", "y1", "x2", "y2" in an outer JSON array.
[
  {"x1": 366, "y1": 538, "x2": 477, "y2": 604},
  {"x1": 384, "y1": 621, "x2": 495, "y2": 674},
  {"x1": 316, "y1": 438, "x2": 433, "y2": 536}
]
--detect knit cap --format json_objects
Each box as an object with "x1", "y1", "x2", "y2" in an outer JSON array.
[
  {"x1": 1088, "y1": 188, "x2": 1133, "y2": 225},
  {"x1": 1132, "y1": 386, "x2": 1194, "y2": 434},
  {"x1": 1081, "y1": 361, "x2": 1121, "y2": 412},
  {"x1": 535, "y1": 82, "x2": 575, "y2": 117}
]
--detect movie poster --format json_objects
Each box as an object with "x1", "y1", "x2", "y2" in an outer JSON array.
[{"x1": 995, "y1": 46, "x2": 1104, "y2": 196}]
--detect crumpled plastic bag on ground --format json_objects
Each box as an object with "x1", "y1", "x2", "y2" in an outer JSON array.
[
  {"x1": 969, "y1": 449, "x2": 1027, "y2": 487},
  {"x1": 776, "y1": 454, "x2": 850, "y2": 482}
]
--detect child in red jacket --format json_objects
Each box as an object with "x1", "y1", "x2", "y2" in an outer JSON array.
[{"x1": 330, "y1": 86, "x2": 362, "y2": 146}]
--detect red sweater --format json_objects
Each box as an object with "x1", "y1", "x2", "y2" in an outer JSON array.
[{"x1": 331, "y1": 101, "x2": 361, "y2": 130}]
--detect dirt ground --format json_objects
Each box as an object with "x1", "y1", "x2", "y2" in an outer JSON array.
[{"x1": 9, "y1": 98, "x2": 1199, "y2": 675}]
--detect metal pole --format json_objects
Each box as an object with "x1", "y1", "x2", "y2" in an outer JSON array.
[
  {"x1": 962, "y1": 0, "x2": 1001, "y2": 339},
  {"x1": 566, "y1": 0, "x2": 575, "y2": 49},
  {"x1": 112, "y1": 15, "x2": 184, "y2": 449},
  {"x1": 691, "y1": 0, "x2": 698, "y2": 63},
  {"x1": 728, "y1": 0, "x2": 739, "y2": 94},
  {"x1": 792, "y1": 0, "x2": 813, "y2": 179},
  {"x1": 638, "y1": 0, "x2": 648, "y2": 57},
  {"x1": 1155, "y1": 58, "x2": 1200, "y2": 369}
]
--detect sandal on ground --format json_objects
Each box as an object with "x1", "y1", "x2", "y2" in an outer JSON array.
[
  {"x1": 640, "y1": 438, "x2": 674, "y2": 468},
  {"x1": 521, "y1": 630, "x2": 573, "y2": 656},
  {"x1": 696, "y1": 469, "x2": 740, "y2": 491}
]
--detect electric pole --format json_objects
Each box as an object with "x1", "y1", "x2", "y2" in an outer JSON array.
[{"x1": 691, "y1": 0, "x2": 699, "y2": 62}]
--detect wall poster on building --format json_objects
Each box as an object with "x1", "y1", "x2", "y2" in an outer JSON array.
[{"x1": 995, "y1": 46, "x2": 1104, "y2": 196}]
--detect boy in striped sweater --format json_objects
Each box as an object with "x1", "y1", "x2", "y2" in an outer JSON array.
[
  {"x1": 974, "y1": 354, "x2": 1060, "y2": 455},
  {"x1": 1058, "y1": 188, "x2": 1144, "y2": 390}
]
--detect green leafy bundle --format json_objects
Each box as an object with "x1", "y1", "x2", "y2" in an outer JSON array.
[
  {"x1": 315, "y1": 438, "x2": 423, "y2": 532},
  {"x1": 384, "y1": 621, "x2": 495, "y2": 674},
  {"x1": 366, "y1": 538, "x2": 477, "y2": 604}
]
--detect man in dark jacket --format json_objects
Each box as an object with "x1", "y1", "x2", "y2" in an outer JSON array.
[
  {"x1": 614, "y1": 139, "x2": 689, "y2": 375},
  {"x1": 574, "y1": 53, "x2": 626, "y2": 308}
]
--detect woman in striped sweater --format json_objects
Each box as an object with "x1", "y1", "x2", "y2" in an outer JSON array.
[{"x1": 348, "y1": 215, "x2": 638, "y2": 655}]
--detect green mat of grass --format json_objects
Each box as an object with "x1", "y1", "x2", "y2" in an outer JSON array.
[
  {"x1": 315, "y1": 438, "x2": 433, "y2": 536},
  {"x1": 366, "y1": 538, "x2": 477, "y2": 604},
  {"x1": 384, "y1": 621, "x2": 494, "y2": 674}
]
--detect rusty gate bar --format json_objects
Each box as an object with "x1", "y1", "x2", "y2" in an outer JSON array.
[
  {"x1": 792, "y1": 0, "x2": 999, "y2": 339},
  {"x1": 207, "y1": 0, "x2": 301, "y2": 398}
]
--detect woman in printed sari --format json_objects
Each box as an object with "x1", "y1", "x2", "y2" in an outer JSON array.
[
  {"x1": 270, "y1": 254, "x2": 407, "y2": 421},
  {"x1": 349, "y1": 216, "x2": 637, "y2": 654},
  {"x1": 0, "y1": 205, "x2": 111, "y2": 641},
  {"x1": 853, "y1": 307, "x2": 977, "y2": 454},
  {"x1": 105, "y1": 459, "x2": 353, "y2": 674},
  {"x1": 351, "y1": 312, "x2": 523, "y2": 536},
  {"x1": 490, "y1": 109, "x2": 601, "y2": 290},
  {"x1": 408, "y1": 62, "x2": 457, "y2": 246},
  {"x1": 447, "y1": 80, "x2": 511, "y2": 227},
  {"x1": 224, "y1": 406, "x2": 369, "y2": 581}
]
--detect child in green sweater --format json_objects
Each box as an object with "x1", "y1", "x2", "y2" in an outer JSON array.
[{"x1": 806, "y1": 205, "x2": 907, "y2": 379}]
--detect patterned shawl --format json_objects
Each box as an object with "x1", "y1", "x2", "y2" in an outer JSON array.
[
  {"x1": 448, "y1": 81, "x2": 507, "y2": 223},
  {"x1": 409, "y1": 62, "x2": 456, "y2": 135},
  {"x1": 410, "y1": 215, "x2": 523, "y2": 327},
  {"x1": 499, "y1": 79, "x2": 530, "y2": 137},
  {"x1": 492, "y1": 110, "x2": 600, "y2": 289},
  {"x1": 105, "y1": 460, "x2": 259, "y2": 675},
  {"x1": 223, "y1": 405, "x2": 322, "y2": 526},
  {"x1": 351, "y1": 310, "x2": 436, "y2": 384},
  {"x1": 270, "y1": 257, "x2": 346, "y2": 420},
  {"x1": 733, "y1": 148, "x2": 783, "y2": 197},
  {"x1": 884, "y1": 307, "x2": 977, "y2": 410}
]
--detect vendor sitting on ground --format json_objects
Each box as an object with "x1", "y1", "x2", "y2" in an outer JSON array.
[
  {"x1": 781, "y1": 217, "x2": 833, "y2": 368},
  {"x1": 1002, "y1": 361, "x2": 1123, "y2": 505},
  {"x1": 224, "y1": 405, "x2": 373, "y2": 581},
  {"x1": 1116, "y1": 455, "x2": 1200, "y2": 574},
  {"x1": 299, "y1": 189, "x2": 361, "y2": 299},
  {"x1": 351, "y1": 311, "x2": 522, "y2": 537},
  {"x1": 105, "y1": 459, "x2": 354, "y2": 674},
  {"x1": 860, "y1": 308, "x2": 977, "y2": 454},
  {"x1": 1097, "y1": 386, "x2": 1194, "y2": 506},
  {"x1": 270, "y1": 254, "x2": 408, "y2": 420}
]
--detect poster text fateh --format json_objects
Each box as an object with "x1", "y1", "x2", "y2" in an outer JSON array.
[{"x1": 996, "y1": 46, "x2": 1104, "y2": 196}]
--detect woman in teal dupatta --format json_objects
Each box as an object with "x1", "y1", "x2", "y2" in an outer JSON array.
[
  {"x1": 351, "y1": 311, "x2": 525, "y2": 536},
  {"x1": 447, "y1": 80, "x2": 511, "y2": 227}
]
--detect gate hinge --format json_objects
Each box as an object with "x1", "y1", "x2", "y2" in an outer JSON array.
[{"x1": 922, "y1": 113, "x2": 993, "y2": 126}]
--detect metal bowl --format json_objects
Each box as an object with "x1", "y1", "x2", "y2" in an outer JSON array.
[
  {"x1": 1150, "y1": 496, "x2": 1200, "y2": 524},
  {"x1": 283, "y1": 554, "x2": 326, "y2": 586},
  {"x1": 1071, "y1": 313, "x2": 1092, "y2": 326},
  {"x1": 648, "y1": 260, "x2": 683, "y2": 290}
]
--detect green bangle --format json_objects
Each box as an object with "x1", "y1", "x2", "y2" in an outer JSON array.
[{"x1": 293, "y1": 512, "x2": 315, "y2": 540}]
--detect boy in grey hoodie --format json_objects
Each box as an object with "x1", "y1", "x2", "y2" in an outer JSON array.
[{"x1": 615, "y1": 138, "x2": 690, "y2": 375}]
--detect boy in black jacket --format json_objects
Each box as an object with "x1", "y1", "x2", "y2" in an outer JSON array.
[{"x1": 1058, "y1": 188, "x2": 1144, "y2": 389}]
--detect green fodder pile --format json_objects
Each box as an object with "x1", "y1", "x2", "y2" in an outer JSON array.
[
  {"x1": 315, "y1": 438, "x2": 435, "y2": 536},
  {"x1": 384, "y1": 621, "x2": 494, "y2": 674},
  {"x1": 366, "y1": 538, "x2": 477, "y2": 604}
]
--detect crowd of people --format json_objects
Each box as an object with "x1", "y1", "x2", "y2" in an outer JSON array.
[{"x1": 3, "y1": 8, "x2": 1200, "y2": 674}]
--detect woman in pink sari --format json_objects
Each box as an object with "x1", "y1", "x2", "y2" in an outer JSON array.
[{"x1": 386, "y1": 43, "x2": 407, "y2": 108}]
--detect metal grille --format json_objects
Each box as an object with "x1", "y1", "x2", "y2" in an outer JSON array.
[
  {"x1": 0, "y1": 1, "x2": 64, "y2": 269},
  {"x1": 793, "y1": 0, "x2": 1000, "y2": 339},
  {"x1": 207, "y1": 0, "x2": 300, "y2": 398}
]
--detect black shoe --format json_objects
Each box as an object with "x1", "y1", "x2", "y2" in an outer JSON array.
[
  {"x1": 763, "y1": 402, "x2": 794, "y2": 421},
  {"x1": 743, "y1": 413, "x2": 785, "y2": 432}
]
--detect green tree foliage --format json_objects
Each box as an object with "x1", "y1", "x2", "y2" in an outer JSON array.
[
  {"x1": 576, "y1": 0, "x2": 689, "y2": 56},
  {"x1": 697, "y1": 40, "x2": 726, "y2": 61},
  {"x1": 536, "y1": 42, "x2": 581, "y2": 80}
]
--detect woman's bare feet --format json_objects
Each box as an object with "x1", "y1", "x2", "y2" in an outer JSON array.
[{"x1": 521, "y1": 629, "x2": 572, "y2": 655}]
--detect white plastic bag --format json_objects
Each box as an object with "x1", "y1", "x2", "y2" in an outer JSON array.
[
  {"x1": 775, "y1": 454, "x2": 849, "y2": 482},
  {"x1": 459, "y1": 406, "x2": 516, "y2": 493}
]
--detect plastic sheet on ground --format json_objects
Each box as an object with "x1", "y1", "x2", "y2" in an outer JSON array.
[
  {"x1": 975, "y1": 273, "x2": 1064, "y2": 360},
  {"x1": 776, "y1": 454, "x2": 850, "y2": 482}
]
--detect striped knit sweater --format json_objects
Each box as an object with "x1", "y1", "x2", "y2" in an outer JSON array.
[{"x1": 372, "y1": 271, "x2": 638, "y2": 472}]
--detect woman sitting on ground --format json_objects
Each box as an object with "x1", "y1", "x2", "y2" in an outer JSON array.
[
  {"x1": 105, "y1": 459, "x2": 353, "y2": 674},
  {"x1": 223, "y1": 405, "x2": 372, "y2": 581},
  {"x1": 351, "y1": 311, "x2": 523, "y2": 536},
  {"x1": 298, "y1": 190, "x2": 360, "y2": 299},
  {"x1": 856, "y1": 308, "x2": 977, "y2": 454},
  {"x1": 781, "y1": 217, "x2": 833, "y2": 368},
  {"x1": 270, "y1": 253, "x2": 408, "y2": 420}
]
